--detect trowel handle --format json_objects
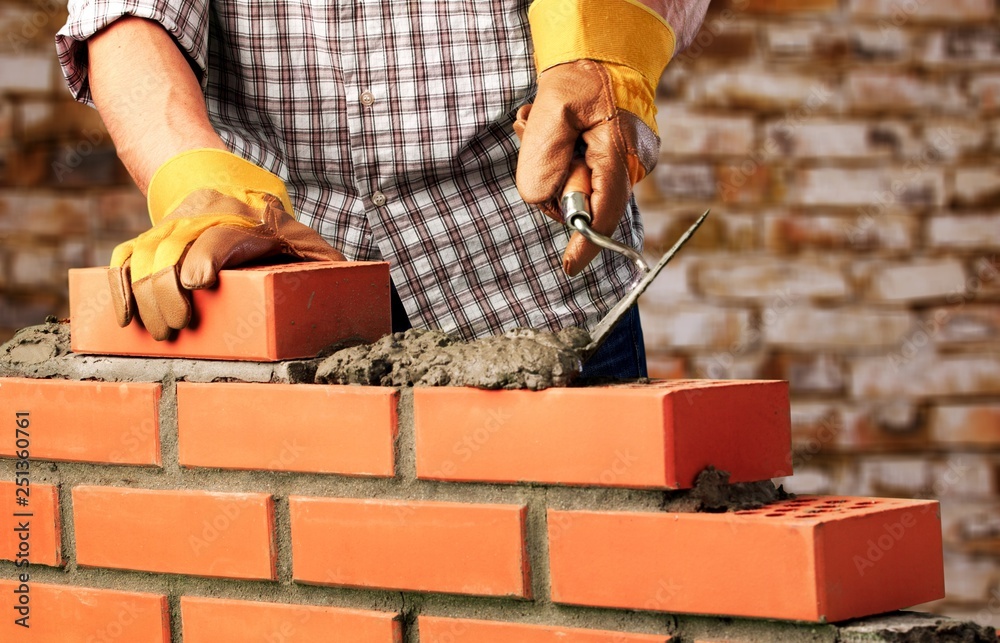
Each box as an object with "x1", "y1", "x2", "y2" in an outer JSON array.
[
  {"x1": 560, "y1": 157, "x2": 592, "y2": 227},
  {"x1": 558, "y1": 154, "x2": 652, "y2": 275}
]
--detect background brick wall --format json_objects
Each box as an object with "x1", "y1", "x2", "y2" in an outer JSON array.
[
  {"x1": 0, "y1": 0, "x2": 140, "y2": 338},
  {"x1": 0, "y1": 0, "x2": 998, "y2": 627}
]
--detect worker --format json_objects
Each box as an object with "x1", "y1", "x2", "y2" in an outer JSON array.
[{"x1": 56, "y1": 0, "x2": 710, "y2": 378}]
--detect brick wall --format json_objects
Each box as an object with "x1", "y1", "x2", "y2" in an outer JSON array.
[
  {"x1": 0, "y1": 333, "x2": 956, "y2": 640},
  {"x1": 1, "y1": 0, "x2": 999, "y2": 628}
]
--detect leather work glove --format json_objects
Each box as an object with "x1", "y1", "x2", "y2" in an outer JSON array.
[
  {"x1": 514, "y1": 0, "x2": 675, "y2": 276},
  {"x1": 109, "y1": 148, "x2": 345, "y2": 340}
]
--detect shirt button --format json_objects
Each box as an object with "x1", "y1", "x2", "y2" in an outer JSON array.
[
  {"x1": 372, "y1": 191, "x2": 387, "y2": 206},
  {"x1": 360, "y1": 90, "x2": 376, "y2": 107}
]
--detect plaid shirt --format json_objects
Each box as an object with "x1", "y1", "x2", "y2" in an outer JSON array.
[{"x1": 57, "y1": 0, "x2": 704, "y2": 340}]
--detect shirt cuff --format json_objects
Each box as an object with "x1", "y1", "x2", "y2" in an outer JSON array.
[{"x1": 55, "y1": 0, "x2": 210, "y2": 105}]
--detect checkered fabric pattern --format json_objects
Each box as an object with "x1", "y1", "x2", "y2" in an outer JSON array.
[{"x1": 56, "y1": 0, "x2": 700, "y2": 340}]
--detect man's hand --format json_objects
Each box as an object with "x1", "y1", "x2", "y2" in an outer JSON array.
[
  {"x1": 514, "y1": 0, "x2": 676, "y2": 277},
  {"x1": 109, "y1": 149, "x2": 345, "y2": 340}
]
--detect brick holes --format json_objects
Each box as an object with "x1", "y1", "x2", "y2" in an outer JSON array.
[{"x1": 733, "y1": 495, "x2": 894, "y2": 518}]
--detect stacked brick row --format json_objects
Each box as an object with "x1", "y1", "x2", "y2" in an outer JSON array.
[
  {"x1": 0, "y1": 262, "x2": 951, "y2": 641},
  {"x1": 636, "y1": 0, "x2": 1000, "y2": 625},
  {"x1": 0, "y1": 375, "x2": 947, "y2": 641}
]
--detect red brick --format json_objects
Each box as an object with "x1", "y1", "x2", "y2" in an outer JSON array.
[
  {"x1": 0, "y1": 193, "x2": 91, "y2": 236},
  {"x1": 765, "y1": 307, "x2": 914, "y2": 349},
  {"x1": 852, "y1": 28, "x2": 911, "y2": 63},
  {"x1": 548, "y1": 496, "x2": 944, "y2": 622},
  {"x1": 716, "y1": 163, "x2": 773, "y2": 204},
  {"x1": 765, "y1": 23, "x2": 851, "y2": 61},
  {"x1": 922, "y1": 121, "x2": 991, "y2": 160},
  {"x1": 865, "y1": 260, "x2": 966, "y2": 302},
  {"x1": 930, "y1": 456, "x2": 997, "y2": 500},
  {"x1": 642, "y1": 208, "x2": 756, "y2": 253},
  {"x1": 690, "y1": 355, "x2": 767, "y2": 381},
  {"x1": 789, "y1": 401, "x2": 926, "y2": 451},
  {"x1": 290, "y1": 497, "x2": 529, "y2": 597},
  {"x1": 73, "y1": 486, "x2": 276, "y2": 580},
  {"x1": 640, "y1": 304, "x2": 751, "y2": 349},
  {"x1": 181, "y1": 597, "x2": 401, "y2": 643},
  {"x1": 856, "y1": 457, "x2": 936, "y2": 498},
  {"x1": 849, "y1": 0, "x2": 995, "y2": 21},
  {"x1": 418, "y1": 616, "x2": 670, "y2": 642},
  {"x1": 765, "y1": 120, "x2": 912, "y2": 159},
  {"x1": 0, "y1": 581, "x2": 169, "y2": 643},
  {"x1": 763, "y1": 353, "x2": 846, "y2": 395},
  {"x1": 414, "y1": 380, "x2": 790, "y2": 488},
  {"x1": 0, "y1": 5, "x2": 69, "y2": 54},
  {"x1": 741, "y1": 0, "x2": 839, "y2": 12},
  {"x1": 926, "y1": 305, "x2": 1000, "y2": 344},
  {"x1": 10, "y1": 246, "x2": 61, "y2": 288},
  {"x1": 649, "y1": 162, "x2": 717, "y2": 201},
  {"x1": 927, "y1": 214, "x2": 1000, "y2": 249},
  {"x1": 96, "y1": 187, "x2": 149, "y2": 235},
  {"x1": 69, "y1": 261, "x2": 390, "y2": 361},
  {"x1": 177, "y1": 382, "x2": 397, "y2": 476},
  {"x1": 929, "y1": 404, "x2": 1000, "y2": 446},
  {"x1": 645, "y1": 355, "x2": 686, "y2": 379},
  {"x1": 953, "y1": 167, "x2": 1000, "y2": 207},
  {"x1": 0, "y1": 377, "x2": 161, "y2": 465},
  {"x1": 923, "y1": 29, "x2": 1000, "y2": 68},
  {"x1": 940, "y1": 501, "x2": 1000, "y2": 554},
  {"x1": 0, "y1": 480, "x2": 61, "y2": 567},
  {"x1": 789, "y1": 167, "x2": 945, "y2": 207},
  {"x1": 846, "y1": 71, "x2": 964, "y2": 113},
  {"x1": 690, "y1": 70, "x2": 834, "y2": 111},
  {"x1": 763, "y1": 211, "x2": 916, "y2": 253},
  {"x1": 677, "y1": 28, "x2": 757, "y2": 62},
  {"x1": 656, "y1": 106, "x2": 754, "y2": 157},
  {"x1": 940, "y1": 552, "x2": 996, "y2": 603},
  {"x1": 0, "y1": 53, "x2": 55, "y2": 93},
  {"x1": 695, "y1": 256, "x2": 849, "y2": 301},
  {"x1": 970, "y1": 74, "x2": 1000, "y2": 112}
]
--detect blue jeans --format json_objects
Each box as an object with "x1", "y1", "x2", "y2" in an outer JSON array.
[
  {"x1": 578, "y1": 304, "x2": 648, "y2": 380},
  {"x1": 390, "y1": 282, "x2": 648, "y2": 381}
]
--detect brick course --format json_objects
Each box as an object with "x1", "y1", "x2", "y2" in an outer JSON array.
[
  {"x1": 177, "y1": 382, "x2": 398, "y2": 476},
  {"x1": 180, "y1": 597, "x2": 401, "y2": 643},
  {"x1": 73, "y1": 486, "x2": 277, "y2": 580},
  {"x1": 0, "y1": 581, "x2": 169, "y2": 643},
  {"x1": 0, "y1": 480, "x2": 60, "y2": 567},
  {"x1": 0, "y1": 357, "x2": 961, "y2": 639},
  {"x1": 418, "y1": 616, "x2": 670, "y2": 642},
  {"x1": 0, "y1": 377, "x2": 161, "y2": 465},
  {"x1": 548, "y1": 497, "x2": 944, "y2": 622},
  {"x1": 290, "y1": 497, "x2": 531, "y2": 598},
  {"x1": 413, "y1": 380, "x2": 792, "y2": 488}
]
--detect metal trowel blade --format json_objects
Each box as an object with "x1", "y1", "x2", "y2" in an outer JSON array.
[{"x1": 579, "y1": 209, "x2": 711, "y2": 363}]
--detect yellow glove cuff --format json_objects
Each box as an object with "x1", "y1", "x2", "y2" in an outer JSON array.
[
  {"x1": 147, "y1": 148, "x2": 295, "y2": 225},
  {"x1": 528, "y1": 0, "x2": 674, "y2": 134}
]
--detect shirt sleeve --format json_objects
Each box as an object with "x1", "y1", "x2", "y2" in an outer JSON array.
[
  {"x1": 55, "y1": 0, "x2": 211, "y2": 105},
  {"x1": 661, "y1": 0, "x2": 711, "y2": 56}
]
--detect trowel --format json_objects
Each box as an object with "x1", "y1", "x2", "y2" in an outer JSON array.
[{"x1": 559, "y1": 159, "x2": 710, "y2": 363}]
